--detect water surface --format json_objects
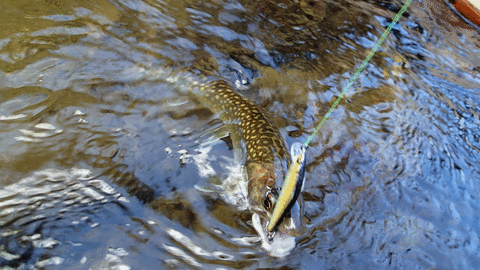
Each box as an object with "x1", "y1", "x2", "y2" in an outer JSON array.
[{"x1": 1, "y1": 0, "x2": 479, "y2": 269}]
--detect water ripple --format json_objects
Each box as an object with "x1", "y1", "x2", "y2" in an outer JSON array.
[{"x1": 0, "y1": 0, "x2": 479, "y2": 268}]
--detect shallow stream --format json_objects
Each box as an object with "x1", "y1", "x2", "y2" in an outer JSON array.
[{"x1": 1, "y1": 0, "x2": 479, "y2": 269}]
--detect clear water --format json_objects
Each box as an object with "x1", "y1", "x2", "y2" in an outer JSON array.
[{"x1": 0, "y1": 0, "x2": 479, "y2": 269}]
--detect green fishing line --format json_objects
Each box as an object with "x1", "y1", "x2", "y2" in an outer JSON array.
[{"x1": 303, "y1": 0, "x2": 413, "y2": 148}]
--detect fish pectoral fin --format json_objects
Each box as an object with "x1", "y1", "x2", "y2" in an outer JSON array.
[
  {"x1": 197, "y1": 123, "x2": 232, "y2": 147},
  {"x1": 198, "y1": 123, "x2": 245, "y2": 162}
]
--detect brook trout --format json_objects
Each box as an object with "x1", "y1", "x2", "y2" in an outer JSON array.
[{"x1": 167, "y1": 73, "x2": 305, "y2": 255}]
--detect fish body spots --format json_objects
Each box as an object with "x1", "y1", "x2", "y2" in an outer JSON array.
[{"x1": 193, "y1": 80, "x2": 289, "y2": 165}]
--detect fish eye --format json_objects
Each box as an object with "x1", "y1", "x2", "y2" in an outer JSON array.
[
  {"x1": 263, "y1": 190, "x2": 276, "y2": 211},
  {"x1": 264, "y1": 198, "x2": 272, "y2": 210}
]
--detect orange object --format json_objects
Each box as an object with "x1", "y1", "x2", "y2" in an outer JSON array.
[{"x1": 452, "y1": 0, "x2": 480, "y2": 26}]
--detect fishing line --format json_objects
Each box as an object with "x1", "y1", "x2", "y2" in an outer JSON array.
[
  {"x1": 267, "y1": 0, "x2": 413, "y2": 233},
  {"x1": 303, "y1": 0, "x2": 413, "y2": 149}
]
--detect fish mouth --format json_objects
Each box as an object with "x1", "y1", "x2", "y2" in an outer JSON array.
[
  {"x1": 251, "y1": 199, "x2": 305, "y2": 257},
  {"x1": 252, "y1": 213, "x2": 296, "y2": 257}
]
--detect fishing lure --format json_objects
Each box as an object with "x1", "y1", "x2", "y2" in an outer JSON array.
[{"x1": 267, "y1": 142, "x2": 306, "y2": 232}]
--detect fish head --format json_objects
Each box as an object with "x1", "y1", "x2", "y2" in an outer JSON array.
[{"x1": 246, "y1": 162, "x2": 305, "y2": 240}]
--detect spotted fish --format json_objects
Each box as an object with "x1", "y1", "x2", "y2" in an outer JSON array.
[{"x1": 186, "y1": 79, "x2": 305, "y2": 242}]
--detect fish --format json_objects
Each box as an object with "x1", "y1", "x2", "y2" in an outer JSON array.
[{"x1": 183, "y1": 79, "x2": 306, "y2": 254}]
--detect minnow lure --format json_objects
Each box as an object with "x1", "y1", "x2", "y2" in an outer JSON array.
[{"x1": 268, "y1": 142, "x2": 306, "y2": 232}]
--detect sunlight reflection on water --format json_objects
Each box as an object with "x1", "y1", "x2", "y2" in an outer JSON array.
[{"x1": 0, "y1": 0, "x2": 479, "y2": 268}]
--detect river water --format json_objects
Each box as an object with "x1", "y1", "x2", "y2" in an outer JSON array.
[{"x1": 1, "y1": 0, "x2": 479, "y2": 269}]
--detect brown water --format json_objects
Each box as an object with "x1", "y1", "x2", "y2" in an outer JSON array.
[{"x1": 1, "y1": 0, "x2": 480, "y2": 269}]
